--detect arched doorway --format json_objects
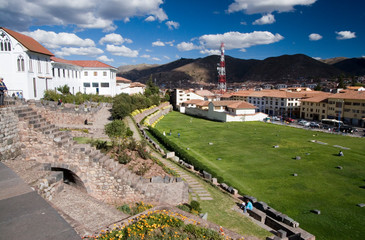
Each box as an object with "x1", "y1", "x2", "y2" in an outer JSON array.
[{"x1": 51, "y1": 167, "x2": 87, "y2": 193}]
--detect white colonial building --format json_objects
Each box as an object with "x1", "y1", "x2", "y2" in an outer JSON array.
[
  {"x1": 0, "y1": 27, "x2": 118, "y2": 99},
  {"x1": 0, "y1": 27, "x2": 54, "y2": 99}
]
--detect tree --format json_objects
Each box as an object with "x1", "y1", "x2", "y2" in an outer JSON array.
[
  {"x1": 314, "y1": 83, "x2": 322, "y2": 91},
  {"x1": 145, "y1": 75, "x2": 159, "y2": 97},
  {"x1": 338, "y1": 75, "x2": 345, "y2": 89},
  {"x1": 104, "y1": 120, "x2": 126, "y2": 146},
  {"x1": 57, "y1": 84, "x2": 70, "y2": 95}
]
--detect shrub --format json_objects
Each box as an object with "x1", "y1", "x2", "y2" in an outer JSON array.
[
  {"x1": 117, "y1": 204, "x2": 131, "y2": 214},
  {"x1": 118, "y1": 152, "x2": 132, "y2": 164},
  {"x1": 177, "y1": 204, "x2": 191, "y2": 213},
  {"x1": 190, "y1": 200, "x2": 202, "y2": 213}
]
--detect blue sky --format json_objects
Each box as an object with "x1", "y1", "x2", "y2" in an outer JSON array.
[{"x1": 1, "y1": 0, "x2": 364, "y2": 67}]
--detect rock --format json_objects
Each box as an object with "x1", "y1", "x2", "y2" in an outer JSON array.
[
  {"x1": 208, "y1": 142, "x2": 213, "y2": 145},
  {"x1": 295, "y1": 156, "x2": 301, "y2": 160},
  {"x1": 273, "y1": 145, "x2": 279, "y2": 148},
  {"x1": 216, "y1": 157, "x2": 222, "y2": 160},
  {"x1": 336, "y1": 166, "x2": 343, "y2": 170},
  {"x1": 311, "y1": 209, "x2": 321, "y2": 215},
  {"x1": 357, "y1": 203, "x2": 365, "y2": 207},
  {"x1": 211, "y1": 178, "x2": 218, "y2": 184},
  {"x1": 151, "y1": 176, "x2": 163, "y2": 183},
  {"x1": 203, "y1": 171, "x2": 212, "y2": 181},
  {"x1": 199, "y1": 212, "x2": 208, "y2": 220},
  {"x1": 293, "y1": 173, "x2": 298, "y2": 177}
]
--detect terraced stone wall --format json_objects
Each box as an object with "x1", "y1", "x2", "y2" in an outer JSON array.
[{"x1": 0, "y1": 107, "x2": 21, "y2": 161}]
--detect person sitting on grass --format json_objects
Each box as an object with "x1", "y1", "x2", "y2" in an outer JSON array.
[{"x1": 244, "y1": 199, "x2": 253, "y2": 213}]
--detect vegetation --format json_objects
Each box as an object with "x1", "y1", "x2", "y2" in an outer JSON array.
[
  {"x1": 155, "y1": 111, "x2": 365, "y2": 240},
  {"x1": 43, "y1": 89, "x2": 112, "y2": 104},
  {"x1": 88, "y1": 209, "x2": 233, "y2": 240},
  {"x1": 117, "y1": 201, "x2": 153, "y2": 215}
]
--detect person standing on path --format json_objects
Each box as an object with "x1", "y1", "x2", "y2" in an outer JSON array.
[{"x1": 0, "y1": 77, "x2": 8, "y2": 107}]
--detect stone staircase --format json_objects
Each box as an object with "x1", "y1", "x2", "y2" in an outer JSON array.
[{"x1": 13, "y1": 104, "x2": 188, "y2": 205}]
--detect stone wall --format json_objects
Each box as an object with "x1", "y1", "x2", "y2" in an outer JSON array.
[
  {"x1": 29, "y1": 100, "x2": 111, "y2": 125},
  {"x1": 0, "y1": 107, "x2": 21, "y2": 161},
  {"x1": 14, "y1": 104, "x2": 188, "y2": 206}
]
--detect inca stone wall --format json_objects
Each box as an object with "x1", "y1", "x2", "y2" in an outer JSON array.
[
  {"x1": 0, "y1": 107, "x2": 21, "y2": 161},
  {"x1": 12, "y1": 104, "x2": 188, "y2": 206}
]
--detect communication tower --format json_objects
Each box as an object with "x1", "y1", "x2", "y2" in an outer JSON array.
[{"x1": 217, "y1": 42, "x2": 226, "y2": 93}]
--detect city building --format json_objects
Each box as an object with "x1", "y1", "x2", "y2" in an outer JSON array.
[{"x1": 171, "y1": 88, "x2": 217, "y2": 110}]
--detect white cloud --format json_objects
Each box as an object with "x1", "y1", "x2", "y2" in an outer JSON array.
[
  {"x1": 106, "y1": 44, "x2": 138, "y2": 57},
  {"x1": 55, "y1": 47, "x2": 103, "y2": 57},
  {"x1": 200, "y1": 49, "x2": 221, "y2": 55},
  {"x1": 145, "y1": 49, "x2": 152, "y2": 52},
  {"x1": 252, "y1": 13, "x2": 276, "y2": 25},
  {"x1": 309, "y1": 33, "x2": 322, "y2": 41},
  {"x1": 199, "y1": 31, "x2": 284, "y2": 51},
  {"x1": 23, "y1": 29, "x2": 95, "y2": 49},
  {"x1": 166, "y1": 21, "x2": 180, "y2": 30},
  {"x1": 164, "y1": 56, "x2": 170, "y2": 59},
  {"x1": 165, "y1": 40, "x2": 175, "y2": 46},
  {"x1": 97, "y1": 55, "x2": 114, "y2": 62},
  {"x1": 336, "y1": 31, "x2": 356, "y2": 40},
  {"x1": 141, "y1": 54, "x2": 151, "y2": 58},
  {"x1": 240, "y1": 21, "x2": 247, "y2": 25},
  {"x1": 99, "y1": 33, "x2": 132, "y2": 45},
  {"x1": 177, "y1": 42, "x2": 198, "y2": 51},
  {"x1": 152, "y1": 57, "x2": 161, "y2": 61},
  {"x1": 145, "y1": 16, "x2": 156, "y2": 22},
  {"x1": 228, "y1": 0, "x2": 317, "y2": 14},
  {"x1": 152, "y1": 40, "x2": 165, "y2": 47},
  {"x1": 0, "y1": 0, "x2": 168, "y2": 31}
]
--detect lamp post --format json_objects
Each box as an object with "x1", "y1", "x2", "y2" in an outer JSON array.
[{"x1": 337, "y1": 99, "x2": 344, "y2": 132}]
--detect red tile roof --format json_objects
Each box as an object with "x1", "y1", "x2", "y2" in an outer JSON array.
[
  {"x1": 330, "y1": 90, "x2": 365, "y2": 100},
  {"x1": 51, "y1": 57, "x2": 115, "y2": 69},
  {"x1": 68, "y1": 60, "x2": 115, "y2": 69},
  {"x1": 1, "y1": 27, "x2": 54, "y2": 56},
  {"x1": 211, "y1": 101, "x2": 256, "y2": 109},
  {"x1": 116, "y1": 76, "x2": 132, "y2": 83}
]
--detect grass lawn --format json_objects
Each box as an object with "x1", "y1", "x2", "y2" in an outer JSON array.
[{"x1": 156, "y1": 111, "x2": 365, "y2": 240}]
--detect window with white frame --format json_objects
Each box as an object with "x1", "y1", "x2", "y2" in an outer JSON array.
[
  {"x1": 0, "y1": 32, "x2": 11, "y2": 51},
  {"x1": 17, "y1": 56, "x2": 25, "y2": 72}
]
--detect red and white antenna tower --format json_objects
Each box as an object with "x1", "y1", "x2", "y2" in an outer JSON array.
[{"x1": 217, "y1": 42, "x2": 226, "y2": 93}]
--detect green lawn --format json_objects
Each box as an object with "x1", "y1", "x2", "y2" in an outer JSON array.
[{"x1": 156, "y1": 111, "x2": 365, "y2": 240}]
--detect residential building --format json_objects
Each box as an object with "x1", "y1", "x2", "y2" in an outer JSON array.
[
  {"x1": 300, "y1": 90, "x2": 365, "y2": 126},
  {"x1": 181, "y1": 100, "x2": 268, "y2": 122},
  {"x1": 171, "y1": 88, "x2": 217, "y2": 109}
]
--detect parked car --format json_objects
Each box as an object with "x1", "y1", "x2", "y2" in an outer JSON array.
[
  {"x1": 309, "y1": 122, "x2": 320, "y2": 128},
  {"x1": 272, "y1": 116, "x2": 282, "y2": 121},
  {"x1": 339, "y1": 125, "x2": 356, "y2": 133},
  {"x1": 285, "y1": 117, "x2": 295, "y2": 123},
  {"x1": 299, "y1": 120, "x2": 310, "y2": 127}
]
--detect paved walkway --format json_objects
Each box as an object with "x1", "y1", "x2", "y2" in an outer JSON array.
[
  {"x1": 125, "y1": 116, "x2": 213, "y2": 201},
  {"x1": 0, "y1": 162, "x2": 81, "y2": 240}
]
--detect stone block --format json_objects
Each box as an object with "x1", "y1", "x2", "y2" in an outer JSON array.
[
  {"x1": 254, "y1": 201, "x2": 269, "y2": 212},
  {"x1": 176, "y1": 177, "x2": 182, "y2": 182},
  {"x1": 199, "y1": 212, "x2": 208, "y2": 220},
  {"x1": 211, "y1": 178, "x2": 218, "y2": 185},
  {"x1": 173, "y1": 156, "x2": 179, "y2": 162},
  {"x1": 227, "y1": 186, "x2": 234, "y2": 194},
  {"x1": 165, "y1": 152, "x2": 175, "y2": 159},
  {"x1": 311, "y1": 209, "x2": 321, "y2": 215},
  {"x1": 290, "y1": 221, "x2": 299, "y2": 228},
  {"x1": 276, "y1": 229, "x2": 287, "y2": 238},
  {"x1": 266, "y1": 207, "x2": 281, "y2": 219},
  {"x1": 244, "y1": 195, "x2": 257, "y2": 204},
  {"x1": 203, "y1": 171, "x2": 212, "y2": 181},
  {"x1": 220, "y1": 183, "x2": 228, "y2": 190},
  {"x1": 232, "y1": 188, "x2": 238, "y2": 195},
  {"x1": 151, "y1": 176, "x2": 164, "y2": 183},
  {"x1": 295, "y1": 156, "x2": 301, "y2": 160},
  {"x1": 163, "y1": 176, "x2": 170, "y2": 183},
  {"x1": 247, "y1": 208, "x2": 266, "y2": 223}
]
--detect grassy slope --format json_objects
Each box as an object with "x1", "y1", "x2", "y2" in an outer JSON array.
[{"x1": 156, "y1": 112, "x2": 365, "y2": 240}]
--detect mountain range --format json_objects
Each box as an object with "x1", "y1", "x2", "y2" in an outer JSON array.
[{"x1": 118, "y1": 54, "x2": 365, "y2": 88}]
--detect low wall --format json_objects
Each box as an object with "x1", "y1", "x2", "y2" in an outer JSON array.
[
  {"x1": 0, "y1": 107, "x2": 21, "y2": 161},
  {"x1": 134, "y1": 102, "x2": 170, "y2": 123}
]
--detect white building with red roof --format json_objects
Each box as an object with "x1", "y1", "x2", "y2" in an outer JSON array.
[
  {"x1": 181, "y1": 99, "x2": 268, "y2": 122},
  {"x1": 0, "y1": 27, "x2": 54, "y2": 99},
  {"x1": 0, "y1": 27, "x2": 117, "y2": 99}
]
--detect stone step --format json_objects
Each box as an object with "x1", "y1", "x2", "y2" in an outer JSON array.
[{"x1": 29, "y1": 118, "x2": 46, "y2": 125}]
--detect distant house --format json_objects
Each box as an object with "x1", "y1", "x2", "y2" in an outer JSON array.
[
  {"x1": 171, "y1": 88, "x2": 218, "y2": 109},
  {"x1": 276, "y1": 84, "x2": 288, "y2": 89},
  {"x1": 181, "y1": 100, "x2": 268, "y2": 122},
  {"x1": 115, "y1": 77, "x2": 145, "y2": 95}
]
